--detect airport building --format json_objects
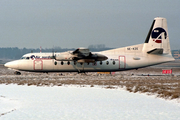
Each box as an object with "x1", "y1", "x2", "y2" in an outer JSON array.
[{"x1": 172, "y1": 50, "x2": 180, "y2": 59}]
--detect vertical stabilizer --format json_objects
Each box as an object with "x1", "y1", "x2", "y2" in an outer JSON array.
[{"x1": 143, "y1": 17, "x2": 171, "y2": 54}]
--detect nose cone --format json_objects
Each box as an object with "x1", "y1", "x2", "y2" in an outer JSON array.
[{"x1": 4, "y1": 60, "x2": 19, "y2": 69}]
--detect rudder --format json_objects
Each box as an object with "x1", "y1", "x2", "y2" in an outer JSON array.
[{"x1": 143, "y1": 17, "x2": 171, "y2": 54}]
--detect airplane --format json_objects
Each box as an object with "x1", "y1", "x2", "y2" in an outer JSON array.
[{"x1": 4, "y1": 17, "x2": 175, "y2": 74}]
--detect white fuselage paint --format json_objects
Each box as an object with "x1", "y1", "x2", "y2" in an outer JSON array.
[{"x1": 5, "y1": 43, "x2": 174, "y2": 73}]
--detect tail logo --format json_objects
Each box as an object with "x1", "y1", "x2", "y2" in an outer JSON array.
[{"x1": 151, "y1": 27, "x2": 167, "y2": 43}]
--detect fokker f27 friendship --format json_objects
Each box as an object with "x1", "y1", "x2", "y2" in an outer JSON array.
[{"x1": 5, "y1": 17, "x2": 175, "y2": 74}]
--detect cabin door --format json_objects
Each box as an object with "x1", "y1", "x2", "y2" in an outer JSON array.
[
  {"x1": 119, "y1": 56, "x2": 126, "y2": 69},
  {"x1": 34, "y1": 60, "x2": 43, "y2": 70}
]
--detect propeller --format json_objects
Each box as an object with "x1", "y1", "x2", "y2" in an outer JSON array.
[
  {"x1": 52, "y1": 48, "x2": 57, "y2": 65},
  {"x1": 52, "y1": 48, "x2": 56, "y2": 59}
]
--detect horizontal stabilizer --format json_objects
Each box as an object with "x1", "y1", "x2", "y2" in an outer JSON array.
[{"x1": 147, "y1": 48, "x2": 163, "y2": 54}]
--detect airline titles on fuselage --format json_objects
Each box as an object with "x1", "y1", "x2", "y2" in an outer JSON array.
[
  {"x1": 22, "y1": 55, "x2": 52, "y2": 60},
  {"x1": 127, "y1": 47, "x2": 138, "y2": 50}
]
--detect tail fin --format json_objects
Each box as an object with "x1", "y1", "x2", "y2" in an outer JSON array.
[{"x1": 143, "y1": 17, "x2": 171, "y2": 54}]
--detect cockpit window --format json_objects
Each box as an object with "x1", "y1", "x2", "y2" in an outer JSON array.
[{"x1": 21, "y1": 56, "x2": 30, "y2": 60}]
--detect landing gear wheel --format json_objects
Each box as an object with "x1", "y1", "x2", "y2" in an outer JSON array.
[{"x1": 14, "y1": 71, "x2": 21, "y2": 75}]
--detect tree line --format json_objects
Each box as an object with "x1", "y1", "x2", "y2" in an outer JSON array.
[
  {"x1": 2, "y1": 44, "x2": 176, "y2": 60},
  {"x1": 0, "y1": 44, "x2": 112, "y2": 60}
]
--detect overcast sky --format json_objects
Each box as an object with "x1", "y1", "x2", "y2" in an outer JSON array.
[{"x1": 0, "y1": 0, "x2": 179, "y2": 49}]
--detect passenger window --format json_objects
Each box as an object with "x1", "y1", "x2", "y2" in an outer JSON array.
[
  {"x1": 26, "y1": 57, "x2": 29, "y2": 60},
  {"x1": 61, "y1": 61, "x2": 64, "y2": 65},
  {"x1": 113, "y1": 61, "x2": 115, "y2": 65},
  {"x1": 106, "y1": 61, "x2": 109, "y2": 65},
  {"x1": 67, "y1": 61, "x2": 70, "y2": 65}
]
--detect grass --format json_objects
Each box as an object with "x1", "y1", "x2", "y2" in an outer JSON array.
[{"x1": 0, "y1": 66, "x2": 180, "y2": 100}]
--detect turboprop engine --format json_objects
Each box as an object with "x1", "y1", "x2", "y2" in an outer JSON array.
[
  {"x1": 72, "y1": 53, "x2": 108, "y2": 63},
  {"x1": 55, "y1": 52, "x2": 73, "y2": 61},
  {"x1": 54, "y1": 48, "x2": 108, "y2": 63}
]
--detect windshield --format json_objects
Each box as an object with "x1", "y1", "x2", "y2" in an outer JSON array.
[{"x1": 21, "y1": 56, "x2": 30, "y2": 60}]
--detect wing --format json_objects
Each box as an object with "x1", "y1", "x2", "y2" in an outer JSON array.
[
  {"x1": 55, "y1": 47, "x2": 108, "y2": 62},
  {"x1": 72, "y1": 47, "x2": 90, "y2": 57},
  {"x1": 71, "y1": 48, "x2": 108, "y2": 63}
]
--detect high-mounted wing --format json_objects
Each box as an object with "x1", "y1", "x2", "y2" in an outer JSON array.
[
  {"x1": 55, "y1": 47, "x2": 108, "y2": 63},
  {"x1": 71, "y1": 47, "x2": 108, "y2": 62},
  {"x1": 72, "y1": 47, "x2": 90, "y2": 57}
]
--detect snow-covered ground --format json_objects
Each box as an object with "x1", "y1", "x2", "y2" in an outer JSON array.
[{"x1": 0, "y1": 84, "x2": 180, "y2": 120}]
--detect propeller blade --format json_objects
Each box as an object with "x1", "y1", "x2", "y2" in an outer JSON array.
[{"x1": 52, "y1": 48, "x2": 56, "y2": 59}]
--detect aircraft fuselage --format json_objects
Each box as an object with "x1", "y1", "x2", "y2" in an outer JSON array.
[{"x1": 5, "y1": 50, "x2": 174, "y2": 73}]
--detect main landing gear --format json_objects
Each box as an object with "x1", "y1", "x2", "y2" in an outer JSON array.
[{"x1": 14, "y1": 71, "x2": 21, "y2": 75}]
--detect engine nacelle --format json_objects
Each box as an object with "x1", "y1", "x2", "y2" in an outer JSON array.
[
  {"x1": 54, "y1": 52, "x2": 108, "y2": 62},
  {"x1": 91, "y1": 53, "x2": 108, "y2": 61},
  {"x1": 55, "y1": 53, "x2": 73, "y2": 61}
]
